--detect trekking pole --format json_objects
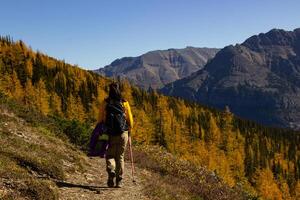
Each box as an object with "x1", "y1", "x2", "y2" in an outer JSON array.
[{"x1": 128, "y1": 133, "x2": 136, "y2": 183}]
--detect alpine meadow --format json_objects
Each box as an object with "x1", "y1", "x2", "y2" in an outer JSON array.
[{"x1": 1, "y1": 36, "x2": 300, "y2": 199}]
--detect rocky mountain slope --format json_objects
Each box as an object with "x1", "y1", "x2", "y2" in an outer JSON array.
[
  {"x1": 96, "y1": 47, "x2": 219, "y2": 89},
  {"x1": 161, "y1": 28, "x2": 300, "y2": 129}
]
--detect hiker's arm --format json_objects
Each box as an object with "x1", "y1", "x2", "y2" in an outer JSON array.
[
  {"x1": 98, "y1": 102, "x2": 106, "y2": 123},
  {"x1": 124, "y1": 101, "x2": 133, "y2": 130}
]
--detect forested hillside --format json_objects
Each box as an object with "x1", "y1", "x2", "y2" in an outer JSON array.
[
  {"x1": 162, "y1": 28, "x2": 300, "y2": 130},
  {"x1": 1, "y1": 36, "x2": 300, "y2": 199}
]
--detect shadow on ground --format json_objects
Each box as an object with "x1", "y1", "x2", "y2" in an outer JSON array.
[{"x1": 54, "y1": 180, "x2": 110, "y2": 192}]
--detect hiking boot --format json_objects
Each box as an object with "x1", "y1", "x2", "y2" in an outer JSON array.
[
  {"x1": 107, "y1": 173, "x2": 115, "y2": 188},
  {"x1": 115, "y1": 178, "x2": 123, "y2": 188}
]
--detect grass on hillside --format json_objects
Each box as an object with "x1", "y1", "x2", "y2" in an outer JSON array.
[
  {"x1": 129, "y1": 145, "x2": 254, "y2": 200},
  {"x1": 0, "y1": 93, "x2": 88, "y2": 199}
]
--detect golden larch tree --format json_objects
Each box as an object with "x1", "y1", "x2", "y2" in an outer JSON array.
[
  {"x1": 34, "y1": 79, "x2": 50, "y2": 114},
  {"x1": 254, "y1": 168, "x2": 283, "y2": 200}
]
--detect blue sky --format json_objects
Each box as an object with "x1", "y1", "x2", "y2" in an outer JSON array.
[{"x1": 0, "y1": 0, "x2": 299, "y2": 70}]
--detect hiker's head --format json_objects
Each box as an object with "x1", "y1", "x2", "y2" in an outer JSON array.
[{"x1": 108, "y1": 82, "x2": 122, "y2": 100}]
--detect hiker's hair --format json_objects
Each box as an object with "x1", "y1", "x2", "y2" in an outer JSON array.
[{"x1": 108, "y1": 82, "x2": 122, "y2": 101}]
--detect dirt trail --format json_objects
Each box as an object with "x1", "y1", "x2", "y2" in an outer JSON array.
[
  {"x1": 0, "y1": 106, "x2": 150, "y2": 200},
  {"x1": 57, "y1": 156, "x2": 150, "y2": 200}
]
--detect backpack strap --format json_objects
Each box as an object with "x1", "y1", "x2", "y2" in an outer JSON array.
[{"x1": 106, "y1": 99, "x2": 125, "y2": 112}]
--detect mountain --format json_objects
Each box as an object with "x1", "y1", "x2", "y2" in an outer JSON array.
[
  {"x1": 1, "y1": 36, "x2": 300, "y2": 199},
  {"x1": 161, "y1": 28, "x2": 300, "y2": 129},
  {"x1": 96, "y1": 47, "x2": 219, "y2": 89}
]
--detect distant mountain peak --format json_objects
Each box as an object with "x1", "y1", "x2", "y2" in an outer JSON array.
[
  {"x1": 162, "y1": 28, "x2": 300, "y2": 129},
  {"x1": 243, "y1": 28, "x2": 300, "y2": 50},
  {"x1": 95, "y1": 47, "x2": 219, "y2": 89}
]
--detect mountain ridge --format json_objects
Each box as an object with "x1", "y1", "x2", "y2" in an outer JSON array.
[
  {"x1": 96, "y1": 46, "x2": 219, "y2": 89},
  {"x1": 161, "y1": 28, "x2": 300, "y2": 129}
]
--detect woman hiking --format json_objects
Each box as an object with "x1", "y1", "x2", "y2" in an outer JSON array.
[{"x1": 98, "y1": 82, "x2": 133, "y2": 188}]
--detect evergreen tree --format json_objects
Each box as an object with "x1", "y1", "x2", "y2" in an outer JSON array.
[{"x1": 35, "y1": 79, "x2": 50, "y2": 114}]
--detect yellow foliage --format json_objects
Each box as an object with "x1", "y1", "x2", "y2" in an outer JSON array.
[
  {"x1": 279, "y1": 179, "x2": 292, "y2": 200},
  {"x1": 35, "y1": 80, "x2": 49, "y2": 114},
  {"x1": 294, "y1": 181, "x2": 300, "y2": 200},
  {"x1": 131, "y1": 109, "x2": 154, "y2": 145},
  {"x1": 23, "y1": 80, "x2": 35, "y2": 108},
  {"x1": 25, "y1": 59, "x2": 33, "y2": 78},
  {"x1": 66, "y1": 94, "x2": 86, "y2": 121},
  {"x1": 97, "y1": 86, "x2": 107, "y2": 103},
  {"x1": 49, "y1": 92, "x2": 62, "y2": 116},
  {"x1": 0, "y1": 73, "x2": 12, "y2": 96},
  {"x1": 254, "y1": 168, "x2": 283, "y2": 200},
  {"x1": 121, "y1": 80, "x2": 133, "y2": 103},
  {"x1": 208, "y1": 114, "x2": 221, "y2": 144},
  {"x1": 1, "y1": 71, "x2": 24, "y2": 99}
]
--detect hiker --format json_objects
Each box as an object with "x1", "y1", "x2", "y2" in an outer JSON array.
[{"x1": 98, "y1": 82, "x2": 133, "y2": 188}]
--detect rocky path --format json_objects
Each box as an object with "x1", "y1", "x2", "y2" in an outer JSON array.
[{"x1": 57, "y1": 156, "x2": 150, "y2": 200}]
